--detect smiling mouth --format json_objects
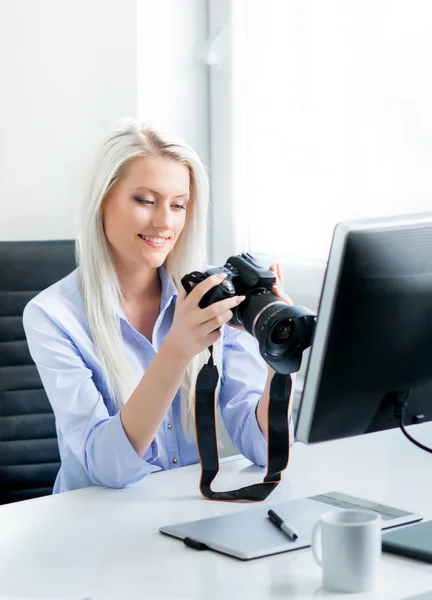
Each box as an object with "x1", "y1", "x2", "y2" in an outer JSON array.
[{"x1": 138, "y1": 234, "x2": 171, "y2": 247}]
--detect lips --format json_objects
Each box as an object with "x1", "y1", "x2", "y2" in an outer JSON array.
[
  {"x1": 138, "y1": 234, "x2": 170, "y2": 248},
  {"x1": 139, "y1": 234, "x2": 170, "y2": 240}
]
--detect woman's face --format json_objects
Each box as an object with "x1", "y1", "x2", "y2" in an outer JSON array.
[{"x1": 102, "y1": 156, "x2": 190, "y2": 272}]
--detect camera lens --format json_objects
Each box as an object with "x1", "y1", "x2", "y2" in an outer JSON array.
[
  {"x1": 240, "y1": 290, "x2": 294, "y2": 358},
  {"x1": 270, "y1": 319, "x2": 294, "y2": 344},
  {"x1": 238, "y1": 289, "x2": 315, "y2": 373}
]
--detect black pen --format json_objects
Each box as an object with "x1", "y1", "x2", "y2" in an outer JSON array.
[{"x1": 268, "y1": 509, "x2": 299, "y2": 541}]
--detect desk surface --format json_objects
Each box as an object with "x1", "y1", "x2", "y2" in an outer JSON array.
[{"x1": 1, "y1": 424, "x2": 432, "y2": 600}]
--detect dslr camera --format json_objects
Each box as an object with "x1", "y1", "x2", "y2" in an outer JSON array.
[{"x1": 181, "y1": 253, "x2": 316, "y2": 375}]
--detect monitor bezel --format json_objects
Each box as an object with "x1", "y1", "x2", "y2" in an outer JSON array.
[{"x1": 295, "y1": 212, "x2": 432, "y2": 444}]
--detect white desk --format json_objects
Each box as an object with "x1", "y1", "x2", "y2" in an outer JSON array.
[{"x1": 1, "y1": 424, "x2": 432, "y2": 600}]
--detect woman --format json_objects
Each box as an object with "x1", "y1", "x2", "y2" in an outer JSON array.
[{"x1": 23, "y1": 118, "x2": 294, "y2": 493}]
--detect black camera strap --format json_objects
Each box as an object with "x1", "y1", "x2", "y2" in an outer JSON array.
[{"x1": 194, "y1": 345, "x2": 292, "y2": 502}]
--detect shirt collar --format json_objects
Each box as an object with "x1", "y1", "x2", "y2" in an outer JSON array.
[{"x1": 115, "y1": 265, "x2": 178, "y2": 321}]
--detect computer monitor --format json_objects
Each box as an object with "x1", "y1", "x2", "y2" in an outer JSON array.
[{"x1": 295, "y1": 212, "x2": 432, "y2": 444}]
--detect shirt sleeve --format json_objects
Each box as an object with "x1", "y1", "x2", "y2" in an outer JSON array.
[
  {"x1": 218, "y1": 325, "x2": 295, "y2": 467},
  {"x1": 22, "y1": 301, "x2": 160, "y2": 489}
]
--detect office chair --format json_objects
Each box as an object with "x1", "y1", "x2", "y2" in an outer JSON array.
[{"x1": 0, "y1": 240, "x2": 76, "y2": 504}]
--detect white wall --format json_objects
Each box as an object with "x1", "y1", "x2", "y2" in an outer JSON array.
[
  {"x1": 137, "y1": 0, "x2": 209, "y2": 166},
  {"x1": 0, "y1": 0, "x2": 138, "y2": 241},
  {"x1": 0, "y1": 0, "x2": 209, "y2": 241}
]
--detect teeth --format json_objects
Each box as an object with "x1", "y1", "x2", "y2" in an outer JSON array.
[{"x1": 140, "y1": 235, "x2": 168, "y2": 244}]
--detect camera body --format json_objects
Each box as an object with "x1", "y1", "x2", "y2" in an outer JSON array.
[
  {"x1": 181, "y1": 253, "x2": 316, "y2": 374},
  {"x1": 181, "y1": 253, "x2": 275, "y2": 326}
]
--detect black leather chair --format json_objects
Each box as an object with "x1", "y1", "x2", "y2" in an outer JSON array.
[{"x1": 0, "y1": 240, "x2": 76, "y2": 504}]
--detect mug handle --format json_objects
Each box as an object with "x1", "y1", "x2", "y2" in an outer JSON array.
[{"x1": 311, "y1": 521, "x2": 322, "y2": 566}]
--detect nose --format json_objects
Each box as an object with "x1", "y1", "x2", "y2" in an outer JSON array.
[{"x1": 153, "y1": 203, "x2": 174, "y2": 230}]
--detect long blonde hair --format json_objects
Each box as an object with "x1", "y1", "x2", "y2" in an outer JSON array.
[{"x1": 75, "y1": 117, "x2": 213, "y2": 437}]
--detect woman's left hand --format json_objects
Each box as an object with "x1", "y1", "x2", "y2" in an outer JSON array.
[{"x1": 269, "y1": 262, "x2": 294, "y2": 307}]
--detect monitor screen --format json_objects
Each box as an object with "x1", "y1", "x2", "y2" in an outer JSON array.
[{"x1": 295, "y1": 213, "x2": 432, "y2": 444}]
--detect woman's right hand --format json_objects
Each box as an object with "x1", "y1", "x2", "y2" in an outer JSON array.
[{"x1": 164, "y1": 273, "x2": 246, "y2": 362}]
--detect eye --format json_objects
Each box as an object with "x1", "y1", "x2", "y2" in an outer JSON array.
[
  {"x1": 172, "y1": 204, "x2": 187, "y2": 211},
  {"x1": 133, "y1": 196, "x2": 154, "y2": 206}
]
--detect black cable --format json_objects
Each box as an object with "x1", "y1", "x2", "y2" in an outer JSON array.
[{"x1": 394, "y1": 393, "x2": 432, "y2": 454}]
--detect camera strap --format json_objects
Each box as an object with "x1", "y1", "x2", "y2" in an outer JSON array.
[{"x1": 194, "y1": 345, "x2": 292, "y2": 502}]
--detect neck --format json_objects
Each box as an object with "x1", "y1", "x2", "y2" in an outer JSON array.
[{"x1": 116, "y1": 264, "x2": 162, "y2": 304}]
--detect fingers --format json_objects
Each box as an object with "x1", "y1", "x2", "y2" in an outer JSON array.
[
  {"x1": 201, "y1": 309, "x2": 234, "y2": 335},
  {"x1": 270, "y1": 263, "x2": 278, "y2": 282},
  {"x1": 186, "y1": 272, "x2": 227, "y2": 305},
  {"x1": 270, "y1": 262, "x2": 284, "y2": 288},
  {"x1": 199, "y1": 294, "x2": 245, "y2": 334},
  {"x1": 206, "y1": 328, "x2": 223, "y2": 347},
  {"x1": 277, "y1": 263, "x2": 284, "y2": 287},
  {"x1": 270, "y1": 262, "x2": 292, "y2": 305},
  {"x1": 199, "y1": 293, "x2": 245, "y2": 323},
  {"x1": 272, "y1": 284, "x2": 294, "y2": 307},
  {"x1": 176, "y1": 287, "x2": 188, "y2": 304}
]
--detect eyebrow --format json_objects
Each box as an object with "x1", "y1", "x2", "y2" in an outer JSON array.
[{"x1": 133, "y1": 186, "x2": 189, "y2": 199}]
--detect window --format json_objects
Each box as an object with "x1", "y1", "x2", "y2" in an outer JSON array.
[{"x1": 208, "y1": 1, "x2": 432, "y2": 264}]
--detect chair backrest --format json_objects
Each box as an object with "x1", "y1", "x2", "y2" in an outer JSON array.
[{"x1": 0, "y1": 240, "x2": 76, "y2": 504}]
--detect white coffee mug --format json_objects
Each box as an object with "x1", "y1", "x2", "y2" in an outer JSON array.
[{"x1": 311, "y1": 509, "x2": 382, "y2": 593}]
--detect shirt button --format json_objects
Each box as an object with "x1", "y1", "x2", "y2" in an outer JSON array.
[
  {"x1": 167, "y1": 423, "x2": 173, "y2": 429},
  {"x1": 172, "y1": 457, "x2": 177, "y2": 464}
]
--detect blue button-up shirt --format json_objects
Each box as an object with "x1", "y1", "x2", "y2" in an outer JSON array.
[{"x1": 23, "y1": 266, "x2": 293, "y2": 494}]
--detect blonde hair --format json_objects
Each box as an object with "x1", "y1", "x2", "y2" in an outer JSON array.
[{"x1": 75, "y1": 117, "x2": 214, "y2": 437}]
